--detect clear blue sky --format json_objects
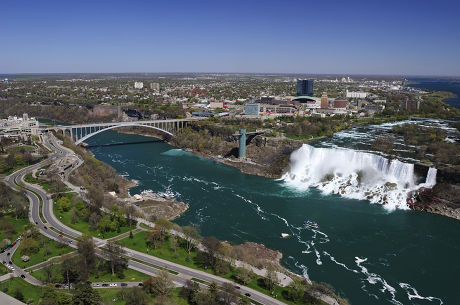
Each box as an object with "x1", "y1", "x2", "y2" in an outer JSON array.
[{"x1": 2, "y1": 0, "x2": 460, "y2": 75}]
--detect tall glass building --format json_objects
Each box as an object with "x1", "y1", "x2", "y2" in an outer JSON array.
[{"x1": 297, "y1": 79, "x2": 314, "y2": 96}]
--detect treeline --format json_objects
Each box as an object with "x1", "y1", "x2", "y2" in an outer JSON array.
[
  {"x1": 142, "y1": 219, "x2": 349, "y2": 305},
  {"x1": 57, "y1": 134, "x2": 130, "y2": 198},
  {"x1": 0, "y1": 183, "x2": 28, "y2": 219},
  {"x1": 282, "y1": 115, "x2": 352, "y2": 139},
  {"x1": 392, "y1": 124, "x2": 460, "y2": 167},
  {"x1": 0, "y1": 147, "x2": 42, "y2": 175}
]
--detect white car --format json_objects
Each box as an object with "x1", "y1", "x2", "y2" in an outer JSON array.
[{"x1": 109, "y1": 283, "x2": 117, "y2": 287}]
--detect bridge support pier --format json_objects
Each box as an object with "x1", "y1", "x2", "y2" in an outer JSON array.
[{"x1": 238, "y1": 129, "x2": 246, "y2": 159}]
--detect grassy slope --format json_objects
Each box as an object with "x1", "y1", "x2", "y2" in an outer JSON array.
[{"x1": 12, "y1": 237, "x2": 73, "y2": 268}]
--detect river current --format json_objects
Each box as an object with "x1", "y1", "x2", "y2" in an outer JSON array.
[{"x1": 86, "y1": 126, "x2": 459, "y2": 305}]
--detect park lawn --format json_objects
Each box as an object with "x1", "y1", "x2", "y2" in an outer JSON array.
[
  {"x1": 52, "y1": 193, "x2": 136, "y2": 239},
  {"x1": 0, "y1": 216, "x2": 30, "y2": 242},
  {"x1": 2, "y1": 278, "x2": 43, "y2": 305},
  {"x1": 31, "y1": 262, "x2": 149, "y2": 283},
  {"x1": 12, "y1": 237, "x2": 73, "y2": 268},
  {"x1": 6, "y1": 145, "x2": 35, "y2": 154},
  {"x1": 98, "y1": 287, "x2": 189, "y2": 305},
  {"x1": 98, "y1": 288, "x2": 125, "y2": 305},
  {"x1": 24, "y1": 173, "x2": 53, "y2": 192},
  {"x1": 54, "y1": 204, "x2": 136, "y2": 239},
  {"x1": 0, "y1": 262, "x2": 9, "y2": 275},
  {"x1": 90, "y1": 267, "x2": 149, "y2": 282},
  {"x1": 117, "y1": 231, "x2": 204, "y2": 271}
]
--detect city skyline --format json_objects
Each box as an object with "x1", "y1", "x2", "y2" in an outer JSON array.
[{"x1": 2, "y1": 0, "x2": 460, "y2": 76}]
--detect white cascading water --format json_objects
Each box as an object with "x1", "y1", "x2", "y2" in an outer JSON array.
[{"x1": 282, "y1": 144, "x2": 437, "y2": 210}]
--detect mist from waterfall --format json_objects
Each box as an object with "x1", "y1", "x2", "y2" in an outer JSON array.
[{"x1": 282, "y1": 144, "x2": 437, "y2": 210}]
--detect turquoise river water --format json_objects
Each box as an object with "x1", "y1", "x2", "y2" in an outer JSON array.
[{"x1": 86, "y1": 128, "x2": 459, "y2": 305}]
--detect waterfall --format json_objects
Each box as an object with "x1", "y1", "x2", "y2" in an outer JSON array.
[
  {"x1": 423, "y1": 167, "x2": 437, "y2": 187},
  {"x1": 281, "y1": 144, "x2": 437, "y2": 210}
]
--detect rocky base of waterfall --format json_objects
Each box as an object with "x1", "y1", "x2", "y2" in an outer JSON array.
[{"x1": 410, "y1": 182, "x2": 460, "y2": 220}]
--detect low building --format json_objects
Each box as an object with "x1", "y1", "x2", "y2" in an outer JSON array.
[
  {"x1": 0, "y1": 113, "x2": 40, "y2": 137},
  {"x1": 244, "y1": 103, "x2": 260, "y2": 116},
  {"x1": 346, "y1": 90, "x2": 368, "y2": 99},
  {"x1": 333, "y1": 98, "x2": 348, "y2": 110},
  {"x1": 209, "y1": 101, "x2": 224, "y2": 109}
]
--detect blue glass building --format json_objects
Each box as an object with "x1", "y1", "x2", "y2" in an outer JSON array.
[{"x1": 297, "y1": 79, "x2": 314, "y2": 96}]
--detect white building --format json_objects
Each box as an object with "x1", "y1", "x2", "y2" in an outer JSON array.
[
  {"x1": 134, "y1": 82, "x2": 144, "y2": 89},
  {"x1": 346, "y1": 90, "x2": 368, "y2": 99}
]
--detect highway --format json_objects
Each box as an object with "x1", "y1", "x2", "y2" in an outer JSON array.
[{"x1": 3, "y1": 133, "x2": 286, "y2": 305}]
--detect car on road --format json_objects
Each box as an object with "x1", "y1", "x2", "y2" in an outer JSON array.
[
  {"x1": 138, "y1": 283, "x2": 143, "y2": 286},
  {"x1": 102, "y1": 284, "x2": 109, "y2": 287},
  {"x1": 44, "y1": 226, "x2": 47, "y2": 229},
  {"x1": 6, "y1": 253, "x2": 10, "y2": 256},
  {"x1": 35, "y1": 222, "x2": 38, "y2": 224},
  {"x1": 109, "y1": 283, "x2": 117, "y2": 287},
  {"x1": 20, "y1": 274, "x2": 25, "y2": 278},
  {"x1": 245, "y1": 293, "x2": 251, "y2": 297},
  {"x1": 9, "y1": 261, "x2": 12, "y2": 264},
  {"x1": 121, "y1": 283, "x2": 127, "y2": 287},
  {"x1": 234, "y1": 286, "x2": 240, "y2": 289},
  {"x1": 59, "y1": 234, "x2": 63, "y2": 238},
  {"x1": 93, "y1": 283, "x2": 100, "y2": 287}
]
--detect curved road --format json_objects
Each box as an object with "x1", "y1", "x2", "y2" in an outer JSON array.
[{"x1": 4, "y1": 134, "x2": 286, "y2": 305}]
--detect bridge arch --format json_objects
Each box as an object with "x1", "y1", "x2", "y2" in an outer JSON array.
[{"x1": 74, "y1": 123, "x2": 174, "y2": 145}]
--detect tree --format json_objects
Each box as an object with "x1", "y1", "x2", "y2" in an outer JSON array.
[
  {"x1": 263, "y1": 265, "x2": 279, "y2": 292},
  {"x1": 182, "y1": 226, "x2": 201, "y2": 257},
  {"x1": 14, "y1": 288, "x2": 24, "y2": 302},
  {"x1": 123, "y1": 287, "x2": 150, "y2": 305},
  {"x1": 61, "y1": 254, "x2": 79, "y2": 291},
  {"x1": 77, "y1": 234, "x2": 97, "y2": 280},
  {"x1": 105, "y1": 240, "x2": 127, "y2": 276},
  {"x1": 234, "y1": 267, "x2": 254, "y2": 285},
  {"x1": 43, "y1": 264, "x2": 54, "y2": 283},
  {"x1": 286, "y1": 279, "x2": 306, "y2": 302},
  {"x1": 72, "y1": 282, "x2": 102, "y2": 305},
  {"x1": 123, "y1": 204, "x2": 137, "y2": 227},
  {"x1": 180, "y1": 279, "x2": 200, "y2": 302},
  {"x1": 40, "y1": 284, "x2": 58, "y2": 305},
  {"x1": 146, "y1": 227, "x2": 165, "y2": 249},
  {"x1": 143, "y1": 270, "x2": 174, "y2": 296},
  {"x1": 218, "y1": 282, "x2": 239, "y2": 305},
  {"x1": 192, "y1": 290, "x2": 216, "y2": 305},
  {"x1": 201, "y1": 236, "x2": 221, "y2": 268},
  {"x1": 19, "y1": 237, "x2": 39, "y2": 255},
  {"x1": 88, "y1": 212, "x2": 101, "y2": 231}
]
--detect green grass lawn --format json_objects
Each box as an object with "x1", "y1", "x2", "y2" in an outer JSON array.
[
  {"x1": 12, "y1": 236, "x2": 73, "y2": 268},
  {"x1": 31, "y1": 262, "x2": 149, "y2": 283},
  {"x1": 0, "y1": 216, "x2": 30, "y2": 243},
  {"x1": 24, "y1": 173, "x2": 53, "y2": 192},
  {"x1": 6, "y1": 145, "x2": 36, "y2": 154},
  {"x1": 98, "y1": 287, "x2": 189, "y2": 305},
  {"x1": 53, "y1": 203, "x2": 136, "y2": 239},
  {"x1": 1, "y1": 278, "x2": 44, "y2": 305}
]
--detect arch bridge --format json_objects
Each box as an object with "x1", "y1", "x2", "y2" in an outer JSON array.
[{"x1": 45, "y1": 118, "x2": 204, "y2": 145}]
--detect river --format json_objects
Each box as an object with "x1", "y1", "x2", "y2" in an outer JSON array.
[{"x1": 84, "y1": 126, "x2": 460, "y2": 305}]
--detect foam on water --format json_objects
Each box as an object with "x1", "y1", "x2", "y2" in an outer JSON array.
[{"x1": 282, "y1": 144, "x2": 437, "y2": 210}]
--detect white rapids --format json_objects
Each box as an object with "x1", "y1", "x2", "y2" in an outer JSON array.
[{"x1": 282, "y1": 144, "x2": 437, "y2": 210}]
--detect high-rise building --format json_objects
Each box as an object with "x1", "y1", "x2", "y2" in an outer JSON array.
[
  {"x1": 134, "y1": 82, "x2": 144, "y2": 89},
  {"x1": 297, "y1": 79, "x2": 314, "y2": 96},
  {"x1": 321, "y1": 92, "x2": 328, "y2": 108}
]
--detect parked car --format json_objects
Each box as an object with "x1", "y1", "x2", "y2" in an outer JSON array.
[
  {"x1": 245, "y1": 293, "x2": 251, "y2": 297},
  {"x1": 121, "y1": 283, "x2": 127, "y2": 287}
]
